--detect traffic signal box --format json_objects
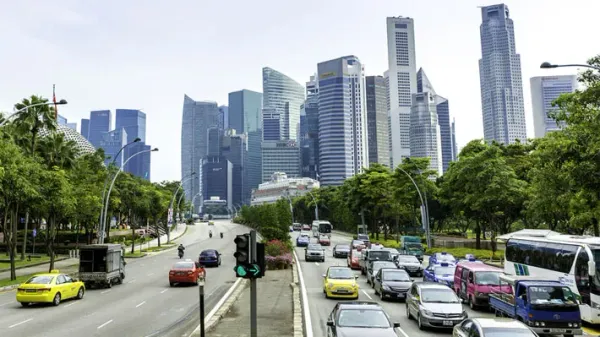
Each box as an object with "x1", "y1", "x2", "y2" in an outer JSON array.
[{"x1": 233, "y1": 233, "x2": 265, "y2": 279}]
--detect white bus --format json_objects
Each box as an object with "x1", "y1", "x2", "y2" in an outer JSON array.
[
  {"x1": 501, "y1": 230, "x2": 600, "y2": 324},
  {"x1": 312, "y1": 220, "x2": 332, "y2": 238}
]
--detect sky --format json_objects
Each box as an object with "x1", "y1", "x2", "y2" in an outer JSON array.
[{"x1": 1, "y1": 0, "x2": 598, "y2": 183}]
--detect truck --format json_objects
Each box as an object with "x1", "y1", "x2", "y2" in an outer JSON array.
[
  {"x1": 398, "y1": 236, "x2": 424, "y2": 262},
  {"x1": 489, "y1": 274, "x2": 582, "y2": 337},
  {"x1": 78, "y1": 244, "x2": 127, "y2": 289}
]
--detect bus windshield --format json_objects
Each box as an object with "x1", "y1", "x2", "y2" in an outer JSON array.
[{"x1": 319, "y1": 222, "x2": 332, "y2": 233}]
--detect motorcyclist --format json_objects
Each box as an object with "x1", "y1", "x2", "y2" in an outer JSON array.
[
  {"x1": 209, "y1": 229, "x2": 213, "y2": 237},
  {"x1": 178, "y1": 244, "x2": 185, "y2": 256}
]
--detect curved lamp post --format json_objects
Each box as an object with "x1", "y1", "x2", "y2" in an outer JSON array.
[
  {"x1": 190, "y1": 193, "x2": 202, "y2": 216},
  {"x1": 306, "y1": 191, "x2": 319, "y2": 221},
  {"x1": 395, "y1": 166, "x2": 432, "y2": 248},
  {"x1": 99, "y1": 148, "x2": 159, "y2": 243},
  {"x1": 167, "y1": 172, "x2": 196, "y2": 241},
  {"x1": 0, "y1": 99, "x2": 68, "y2": 127},
  {"x1": 540, "y1": 61, "x2": 600, "y2": 72}
]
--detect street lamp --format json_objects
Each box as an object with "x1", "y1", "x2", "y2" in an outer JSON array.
[
  {"x1": 284, "y1": 189, "x2": 295, "y2": 223},
  {"x1": 100, "y1": 148, "x2": 159, "y2": 243},
  {"x1": 396, "y1": 166, "x2": 432, "y2": 249},
  {"x1": 0, "y1": 99, "x2": 68, "y2": 127},
  {"x1": 540, "y1": 61, "x2": 600, "y2": 72},
  {"x1": 167, "y1": 172, "x2": 197, "y2": 241},
  {"x1": 190, "y1": 192, "x2": 202, "y2": 216},
  {"x1": 99, "y1": 137, "x2": 141, "y2": 238},
  {"x1": 307, "y1": 191, "x2": 319, "y2": 221}
]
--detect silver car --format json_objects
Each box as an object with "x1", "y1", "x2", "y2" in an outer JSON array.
[
  {"x1": 406, "y1": 282, "x2": 467, "y2": 330},
  {"x1": 395, "y1": 255, "x2": 423, "y2": 277},
  {"x1": 453, "y1": 318, "x2": 539, "y2": 337},
  {"x1": 304, "y1": 243, "x2": 325, "y2": 262}
]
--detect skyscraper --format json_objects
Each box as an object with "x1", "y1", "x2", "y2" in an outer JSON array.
[
  {"x1": 57, "y1": 115, "x2": 67, "y2": 125},
  {"x1": 365, "y1": 75, "x2": 390, "y2": 167},
  {"x1": 410, "y1": 92, "x2": 443, "y2": 175},
  {"x1": 222, "y1": 130, "x2": 247, "y2": 205},
  {"x1": 228, "y1": 89, "x2": 263, "y2": 202},
  {"x1": 207, "y1": 127, "x2": 222, "y2": 157},
  {"x1": 262, "y1": 140, "x2": 301, "y2": 182},
  {"x1": 100, "y1": 128, "x2": 127, "y2": 167},
  {"x1": 451, "y1": 119, "x2": 458, "y2": 161},
  {"x1": 300, "y1": 75, "x2": 319, "y2": 180},
  {"x1": 262, "y1": 67, "x2": 304, "y2": 141},
  {"x1": 116, "y1": 109, "x2": 146, "y2": 142},
  {"x1": 80, "y1": 118, "x2": 90, "y2": 139},
  {"x1": 317, "y1": 55, "x2": 368, "y2": 186},
  {"x1": 218, "y1": 105, "x2": 229, "y2": 130},
  {"x1": 88, "y1": 110, "x2": 112, "y2": 148},
  {"x1": 66, "y1": 122, "x2": 77, "y2": 131},
  {"x1": 126, "y1": 142, "x2": 152, "y2": 180},
  {"x1": 386, "y1": 16, "x2": 417, "y2": 168},
  {"x1": 479, "y1": 4, "x2": 527, "y2": 144},
  {"x1": 181, "y1": 95, "x2": 220, "y2": 212},
  {"x1": 530, "y1": 75, "x2": 578, "y2": 138}
]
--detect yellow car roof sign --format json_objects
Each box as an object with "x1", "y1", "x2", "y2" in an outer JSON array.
[{"x1": 50, "y1": 269, "x2": 60, "y2": 274}]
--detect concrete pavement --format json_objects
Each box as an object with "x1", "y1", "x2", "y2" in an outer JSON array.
[{"x1": 0, "y1": 220, "x2": 246, "y2": 337}]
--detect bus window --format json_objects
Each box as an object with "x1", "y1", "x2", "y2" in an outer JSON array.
[
  {"x1": 559, "y1": 244, "x2": 578, "y2": 274},
  {"x1": 575, "y1": 249, "x2": 591, "y2": 305}
]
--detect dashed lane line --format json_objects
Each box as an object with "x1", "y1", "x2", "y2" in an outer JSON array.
[
  {"x1": 101, "y1": 290, "x2": 111, "y2": 294},
  {"x1": 97, "y1": 319, "x2": 113, "y2": 329},
  {"x1": 136, "y1": 301, "x2": 146, "y2": 308},
  {"x1": 9, "y1": 318, "x2": 32, "y2": 328},
  {"x1": 160, "y1": 289, "x2": 168, "y2": 294},
  {"x1": 360, "y1": 289, "x2": 372, "y2": 300}
]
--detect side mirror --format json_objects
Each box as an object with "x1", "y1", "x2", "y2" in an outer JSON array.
[
  {"x1": 589, "y1": 261, "x2": 596, "y2": 277},
  {"x1": 393, "y1": 322, "x2": 401, "y2": 328},
  {"x1": 322, "y1": 274, "x2": 326, "y2": 278},
  {"x1": 326, "y1": 321, "x2": 334, "y2": 327}
]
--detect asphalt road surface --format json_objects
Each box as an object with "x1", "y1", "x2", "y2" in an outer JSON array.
[
  {"x1": 293, "y1": 231, "x2": 498, "y2": 337},
  {"x1": 0, "y1": 220, "x2": 246, "y2": 337}
]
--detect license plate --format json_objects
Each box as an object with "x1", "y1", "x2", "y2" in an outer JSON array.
[
  {"x1": 397, "y1": 293, "x2": 405, "y2": 298},
  {"x1": 337, "y1": 289, "x2": 348, "y2": 293},
  {"x1": 443, "y1": 321, "x2": 453, "y2": 326},
  {"x1": 551, "y1": 329, "x2": 566, "y2": 333},
  {"x1": 178, "y1": 272, "x2": 185, "y2": 275},
  {"x1": 26, "y1": 289, "x2": 36, "y2": 293}
]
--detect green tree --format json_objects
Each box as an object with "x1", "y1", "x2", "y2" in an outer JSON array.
[{"x1": 12, "y1": 95, "x2": 57, "y2": 155}]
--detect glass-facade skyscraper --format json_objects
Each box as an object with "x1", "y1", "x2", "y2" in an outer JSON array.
[
  {"x1": 262, "y1": 67, "x2": 304, "y2": 141},
  {"x1": 88, "y1": 110, "x2": 112, "y2": 148},
  {"x1": 410, "y1": 92, "x2": 443, "y2": 176},
  {"x1": 479, "y1": 4, "x2": 527, "y2": 144},
  {"x1": 300, "y1": 75, "x2": 319, "y2": 180},
  {"x1": 80, "y1": 118, "x2": 90, "y2": 139},
  {"x1": 116, "y1": 109, "x2": 151, "y2": 180},
  {"x1": 365, "y1": 75, "x2": 390, "y2": 167},
  {"x1": 317, "y1": 55, "x2": 368, "y2": 186},
  {"x1": 530, "y1": 75, "x2": 578, "y2": 138},
  {"x1": 100, "y1": 128, "x2": 127, "y2": 167}
]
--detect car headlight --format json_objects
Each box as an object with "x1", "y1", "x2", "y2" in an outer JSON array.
[
  {"x1": 422, "y1": 309, "x2": 433, "y2": 316},
  {"x1": 462, "y1": 310, "x2": 468, "y2": 317},
  {"x1": 382, "y1": 285, "x2": 391, "y2": 291},
  {"x1": 351, "y1": 283, "x2": 358, "y2": 288},
  {"x1": 328, "y1": 283, "x2": 334, "y2": 288}
]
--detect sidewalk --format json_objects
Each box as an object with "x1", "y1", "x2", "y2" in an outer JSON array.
[
  {"x1": 0, "y1": 222, "x2": 188, "y2": 280},
  {"x1": 207, "y1": 269, "x2": 294, "y2": 337}
]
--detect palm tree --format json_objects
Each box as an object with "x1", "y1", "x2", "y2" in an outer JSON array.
[
  {"x1": 12, "y1": 95, "x2": 57, "y2": 155},
  {"x1": 37, "y1": 133, "x2": 77, "y2": 169}
]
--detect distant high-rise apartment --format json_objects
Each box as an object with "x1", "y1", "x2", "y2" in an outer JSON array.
[
  {"x1": 262, "y1": 140, "x2": 300, "y2": 182},
  {"x1": 416, "y1": 68, "x2": 454, "y2": 173},
  {"x1": 181, "y1": 95, "x2": 220, "y2": 211},
  {"x1": 300, "y1": 75, "x2": 319, "y2": 180},
  {"x1": 202, "y1": 156, "x2": 233, "y2": 210},
  {"x1": 222, "y1": 130, "x2": 247, "y2": 205},
  {"x1": 88, "y1": 110, "x2": 112, "y2": 148},
  {"x1": 317, "y1": 55, "x2": 369, "y2": 186},
  {"x1": 451, "y1": 118, "x2": 458, "y2": 160},
  {"x1": 410, "y1": 92, "x2": 442, "y2": 175},
  {"x1": 100, "y1": 128, "x2": 127, "y2": 167},
  {"x1": 365, "y1": 75, "x2": 390, "y2": 167},
  {"x1": 386, "y1": 16, "x2": 417, "y2": 168},
  {"x1": 80, "y1": 118, "x2": 90, "y2": 139},
  {"x1": 57, "y1": 115, "x2": 67, "y2": 125},
  {"x1": 262, "y1": 67, "x2": 304, "y2": 141},
  {"x1": 479, "y1": 4, "x2": 527, "y2": 144},
  {"x1": 116, "y1": 109, "x2": 146, "y2": 142},
  {"x1": 218, "y1": 105, "x2": 229, "y2": 130},
  {"x1": 228, "y1": 89, "x2": 263, "y2": 202},
  {"x1": 126, "y1": 142, "x2": 152, "y2": 180},
  {"x1": 530, "y1": 75, "x2": 578, "y2": 138}
]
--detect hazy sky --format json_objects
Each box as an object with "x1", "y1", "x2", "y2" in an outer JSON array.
[{"x1": 1, "y1": 0, "x2": 597, "y2": 182}]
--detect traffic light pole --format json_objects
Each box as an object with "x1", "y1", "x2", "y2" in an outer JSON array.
[
  {"x1": 250, "y1": 230, "x2": 258, "y2": 337},
  {"x1": 199, "y1": 278, "x2": 205, "y2": 337}
]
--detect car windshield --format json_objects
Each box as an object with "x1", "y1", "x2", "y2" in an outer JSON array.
[
  {"x1": 328, "y1": 268, "x2": 354, "y2": 279},
  {"x1": 336, "y1": 245, "x2": 350, "y2": 251},
  {"x1": 382, "y1": 270, "x2": 410, "y2": 281},
  {"x1": 397, "y1": 256, "x2": 419, "y2": 263},
  {"x1": 421, "y1": 288, "x2": 460, "y2": 303},
  {"x1": 299, "y1": 235, "x2": 309, "y2": 240},
  {"x1": 436, "y1": 254, "x2": 455, "y2": 262},
  {"x1": 475, "y1": 271, "x2": 501, "y2": 285},
  {"x1": 369, "y1": 251, "x2": 391, "y2": 260},
  {"x1": 434, "y1": 267, "x2": 455, "y2": 276},
  {"x1": 482, "y1": 328, "x2": 537, "y2": 337},
  {"x1": 352, "y1": 240, "x2": 364, "y2": 246},
  {"x1": 201, "y1": 251, "x2": 216, "y2": 256},
  {"x1": 26, "y1": 275, "x2": 54, "y2": 284},
  {"x1": 529, "y1": 286, "x2": 577, "y2": 304},
  {"x1": 373, "y1": 262, "x2": 397, "y2": 272},
  {"x1": 357, "y1": 235, "x2": 369, "y2": 241},
  {"x1": 308, "y1": 244, "x2": 321, "y2": 250},
  {"x1": 173, "y1": 262, "x2": 194, "y2": 269},
  {"x1": 337, "y1": 309, "x2": 391, "y2": 328}
]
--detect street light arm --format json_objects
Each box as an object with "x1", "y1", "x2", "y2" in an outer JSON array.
[
  {"x1": 540, "y1": 62, "x2": 600, "y2": 71},
  {"x1": 0, "y1": 100, "x2": 68, "y2": 127}
]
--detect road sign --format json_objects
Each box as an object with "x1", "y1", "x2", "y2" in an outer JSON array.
[
  {"x1": 32, "y1": 229, "x2": 37, "y2": 237},
  {"x1": 248, "y1": 264, "x2": 260, "y2": 277}
]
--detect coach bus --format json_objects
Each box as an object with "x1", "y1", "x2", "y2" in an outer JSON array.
[{"x1": 502, "y1": 231, "x2": 600, "y2": 324}]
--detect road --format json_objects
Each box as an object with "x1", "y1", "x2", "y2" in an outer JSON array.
[
  {"x1": 294, "y1": 231, "x2": 500, "y2": 337},
  {"x1": 0, "y1": 220, "x2": 246, "y2": 337}
]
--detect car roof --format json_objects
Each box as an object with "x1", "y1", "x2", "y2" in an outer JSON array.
[
  {"x1": 30, "y1": 273, "x2": 60, "y2": 278},
  {"x1": 457, "y1": 262, "x2": 501, "y2": 272},
  {"x1": 201, "y1": 249, "x2": 217, "y2": 254},
  {"x1": 380, "y1": 268, "x2": 406, "y2": 273},
  {"x1": 337, "y1": 301, "x2": 382, "y2": 310},
  {"x1": 329, "y1": 266, "x2": 351, "y2": 270},
  {"x1": 415, "y1": 281, "x2": 452, "y2": 290},
  {"x1": 470, "y1": 317, "x2": 532, "y2": 329}
]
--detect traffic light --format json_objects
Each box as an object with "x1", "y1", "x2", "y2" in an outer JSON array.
[
  {"x1": 254, "y1": 242, "x2": 265, "y2": 278},
  {"x1": 233, "y1": 234, "x2": 250, "y2": 278}
]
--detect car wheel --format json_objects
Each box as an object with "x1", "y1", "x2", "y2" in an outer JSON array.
[
  {"x1": 170, "y1": 282, "x2": 175, "y2": 287},
  {"x1": 53, "y1": 293, "x2": 61, "y2": 306},
  {"x1": 417, "y1": 314, "x2": 424, "y2": 330},
  {"x1": 20, "y1": 302, "x2": 29, "y2": 307},
  {"x1": 469, "y1": 296, "x2": 475, "y2": 309},
  {"x1": 321, "y1": 258, "x2": 325, "y2": 262},
  {"x1": 76, "y1": 287, "x2": 84, "y2": 299},
  {"x1": 406, "y1": 304, "x2": 412, "y2": 320},
  {"x1": 379, "y1": 289, "x2": 384, "y2": 301}
]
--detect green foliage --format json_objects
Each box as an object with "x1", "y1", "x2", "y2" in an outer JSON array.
[{"x1": 238, "y1": 201, "x2": 292, "y2": 242}]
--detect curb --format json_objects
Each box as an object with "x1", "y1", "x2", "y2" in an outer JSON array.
[
  {"x1": 122, "y1": 225, "x2": 188, "y2": 259},
  {"x1": 0, "y1": 256, "x2": 70, "y2": 273},
  {"x1": 291, "y1": 261, "x2": 304, "y2": 337}
]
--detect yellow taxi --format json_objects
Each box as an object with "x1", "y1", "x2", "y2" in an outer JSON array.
[
  {"x1": 16, "y1": 270, "x2": 85, "y2": 307},
  {"x1": 322, "y1": 266, "x2": 359, "y2": 299}
]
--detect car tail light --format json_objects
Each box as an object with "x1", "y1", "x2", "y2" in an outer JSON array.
[
  {"x1": 187, "y1": 271, "x2": 193, "y2": 275},
  {"x1": 38, "y1": 288, "x2": 51, "y2": 292},
  {"x1": 169, "y1": 271, "x2": 175, "y2": 275}
]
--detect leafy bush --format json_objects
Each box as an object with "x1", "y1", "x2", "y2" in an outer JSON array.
[
  {"x1": 265, "y1": 253, "x2": 293, "y2": 270},
  {"x1": 260, "y1": 226, "x2": 290, "y2": 243},
  {"x1": 264, "y1": 239, "x2": 291, "y2": 256},
  {"x1": 426, "y1": 246, "x2": 504, "y2": 260}
]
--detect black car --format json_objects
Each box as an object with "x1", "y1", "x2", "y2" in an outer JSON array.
[
  {"x1": 326, "y1": 301, "x2": 401, "y2": 337},
  {"x1": 199, "y1": 249, "x2": 221, "y2": 267},
  {"x1": 333, "y1": 244, "x2": 351, "y2": 258},
  {"x1": 367, "y1": 261, "x2": 398, "y2": 286},
  {"x1": 373, "y1": 268, "x2": 413, "y2": 301}
]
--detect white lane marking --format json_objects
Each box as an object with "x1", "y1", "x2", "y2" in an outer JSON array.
[
  {"x1": 147, "y1": 273, "x2": 154, "y2": 276},
  {"x1": 101, "y1": 290, "x2": 111, "y2": 294},
  {"x1": 64, "y1": 302, "x2": 77, "y2": 308},
  {"x1": 128, "y1": 280, "x2": 136, "y2": 284},
  {"x1": 0, "y1": 301, "x2": 12, "y2": 307},
  {"x1": 160, "y1": 289, "x2": 168, "y2": 294},
  {"x1": 315, "y1": 263, "x2": 320, "y2": 266},
  {"x1": 396, "y1": 326, "x2": 410, "y2": 337},
  {"x1": 97, "y1": 319, "x2": 113, "y2": 329},
  {"x1": 136, "y1": 301, "x2": 146, "y2": 308},
  {"x1": 293, "y1": 250, "x2": 314, "y2": 337},
  {"x1": 361, "y1": 289, "x2": 372, "y2": 299},
  {"x1": 9, "y1": 318, "x2": 33, "y2": 328}
]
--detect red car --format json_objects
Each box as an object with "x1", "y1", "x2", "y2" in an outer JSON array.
[
  {"x1": 347, "y1": 249, "x2": 361, "y2": 269},
  {"x1": 169, "y1": 260, "x2": 206, "y2": 286},
  {"x1": 318, "y1": 235, "x2": 331, "y2": 246}
]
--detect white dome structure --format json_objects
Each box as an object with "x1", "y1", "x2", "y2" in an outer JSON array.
[{"x1": 38, "y1": 124, "x2": 96, "y2": 156}]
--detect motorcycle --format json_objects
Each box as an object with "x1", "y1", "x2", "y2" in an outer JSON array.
[
  {"x1": 209, "y1": 232, "x2": 213, "y2": 238},
  {"x1": 220, "y1": 232, "x2": 223, "y2": 239},
  {"x1": 178, "y1": 250, "x2": 184, "y2": 259}
]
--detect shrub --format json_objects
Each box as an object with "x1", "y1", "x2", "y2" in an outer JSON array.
[
  {"x1": 265, "y1": 253, "x2": 293, "y2": 270},
  {"x1": 265, "y1": 239, "x2": 291, "y2": 256},
  {"x1": 260, "y1": 226, "x2": 290, "y2": 243}
]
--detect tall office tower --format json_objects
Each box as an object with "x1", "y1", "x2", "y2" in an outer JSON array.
[
  {"x1": 317, "y1": 55, "x2": 369, "y2": 186},
  {"x1": 88, "y1": 110, "x2": 112, "y2": 148},
  {"x1": 451, "y1": 118, "x2": 458, "y2": 160},
  {"x1": 479, "y1": 4, "x2": 527, "y2": 144},
  {"x1": 181, "y1": 95, "x2": 220, "y2": 212},
  {"x1": 261, "y1": 140, "x2": 301, "y2": 182},
  {"x1": 386, "y1": 16, "x2": 417, "y2": 168},
  {"x1": 125, "y1": 141, "x2": 152, "y2": 180},
  {"x1": 416, "y1": 68, "x2": 453, "y2": 173},
  {"x1": 207, "y1": 127, "x2": 222, "y2": 157},
  {"x1": 80, "y1": 118, "x2": 90, "y2": 139},
  {"x1": 365, "y1": 75, "x2": 390, "y2": 167},
  {"x1": 228, "y1": 89, "x2": 263, "y2": 203},
  {"x1": 100, "y1": 129, "x2": 128, "y2": 167},
  {"x1": 384, "y1": 70, "x2": 393, "y2": 168},
  {"x1": 218, "y1": 105, "x2": 229, "y2": 130},
  {"x1": 202, "y1": 156, "x2": 233, "y2": 210},
  {"x1": 300, "y1": 75, "x2": 319, "y2": 180},
  {"x1": 222, "y1": 130, "x2": 247, "y2": 206},
  {"x1": 66, "y1": 122, "x2": 77, "y2": 131},
  {"x1": 531, "y1": 75, "x2": 578, "y2": 138},
  {"x1": 262, "y1": 67, "x2": 305, "y2": 141},
  {"x1": 57, "y1": 115, "x2": 67, "y2": 125},
  {"x1": 116, "y1": 109, "x2": 146, "y2": 142},
  {"x1": 410, "y1": 92, "x2": 443, "y2": 175}
]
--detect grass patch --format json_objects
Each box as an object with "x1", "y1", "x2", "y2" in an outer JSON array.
[
  {"x1": 142, "y1": 244, "x2": 176, "y2": 253},
  {"x1": 0, "y1": 267, "x2": 78, "y2": 288},
  {"x1": 426, "y1": 246, "x2": 504, "y2": 260},
  {"x1": 0, "y1": 255, "x2": 52, "y2": 270},
  {"x1": 124, "y1": 251, "x2": 147, "y2": 258}
]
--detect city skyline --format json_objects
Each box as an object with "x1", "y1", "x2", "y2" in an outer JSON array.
[{"x1": 2, "y1": 0, "x2": 596, "y2": 182}]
